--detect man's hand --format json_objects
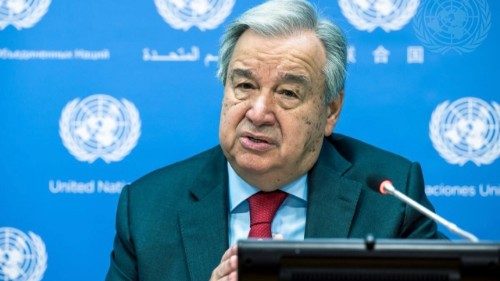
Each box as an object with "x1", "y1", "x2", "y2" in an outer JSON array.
[{"x1": 210, "y1": 245, "x2": 238, "y2": 281}]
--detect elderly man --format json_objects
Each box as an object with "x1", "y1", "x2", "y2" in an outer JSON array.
[{"x1": 106, "y1": 1, "x2": 442, "y2": 280}]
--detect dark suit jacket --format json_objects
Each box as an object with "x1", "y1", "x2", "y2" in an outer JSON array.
[{"x1": 106, "y1": 134, "x2": 443, "y2": 281}]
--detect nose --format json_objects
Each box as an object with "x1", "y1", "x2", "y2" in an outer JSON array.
[{"x1": 245, "y1": 91, "x2": 276, "y2": 127}]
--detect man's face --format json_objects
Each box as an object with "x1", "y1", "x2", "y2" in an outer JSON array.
[{"x1": 219, "y1": 30, "x2": 342, "y2": 191}]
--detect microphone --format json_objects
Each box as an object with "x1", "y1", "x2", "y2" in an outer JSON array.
[{"x1": 379, "y1": 180, "x2": 479, "y2": 242}]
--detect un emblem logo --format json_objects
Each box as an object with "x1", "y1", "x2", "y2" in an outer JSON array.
[
  {"x1": 413, "y1": 0, "x2": 491, "y2": 54},
  {"x1": 154, "y1": 0, "x2": 234, "y2": 31},
  {"x1": 338, "y1": 0, "x2": 420, "y2": 32},
  {"x1": 0, "y1": 0, "x2": 51, "y2": 30},
  {"x1": 59, "y1": 94, "x2": 141, "y2": 164},
  {"x1": 0, "y1": 227, "x2": 47, "y2": 281},
  {"x1": 429, "y1": 97, "x2": 500, "y2": 166}
]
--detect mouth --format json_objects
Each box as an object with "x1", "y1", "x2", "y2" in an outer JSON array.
[
  {"x1": 240, "y1": 133, "x2": 276, "y2": 152},
  {"x1": 247, "y1": 136, "x2": 269, "y2": 143}
]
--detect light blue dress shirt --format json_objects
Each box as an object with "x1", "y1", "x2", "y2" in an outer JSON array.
[{"x1": 227, "y1": 163, "x2": 308, "y2": 246}]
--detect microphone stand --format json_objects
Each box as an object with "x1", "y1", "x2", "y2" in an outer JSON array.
[{"x1": 380, "y1": 180, "x2": 479, "y2": 242}]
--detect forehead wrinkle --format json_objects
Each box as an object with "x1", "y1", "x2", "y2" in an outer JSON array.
[
  {"x1": 254, "y1": 49, "x2": 318, "y2": 78},
  {"x1": 228, "y1": 37, "x2": 325, "y2": 88},
  {"x1": 282, "y1": 48, "x2": 324, "y2": 79},
  {"x1": 232, "y1": 30, "x2": 325, "y2": 75},
  {"x1": 234, "y1": 47, "x2": 317, "y2": 77},
  {"x1": 232, "y1": 55, "x2": 316, "y2": 83}
]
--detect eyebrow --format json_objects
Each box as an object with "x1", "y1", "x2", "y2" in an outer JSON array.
[
  {"x1": 280, "y1": 73, "x2": 311, "y2": 87},
  {"x1": 229, "y1": 68, "x2": 254, "y2": 82}
]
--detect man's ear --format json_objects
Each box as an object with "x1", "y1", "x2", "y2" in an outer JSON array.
[{"x1": 324, "y1": 90, "x2": 344, "y2": 136}]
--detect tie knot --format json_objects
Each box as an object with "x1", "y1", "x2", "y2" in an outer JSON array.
[{"x1": 248, "y1": 190, "x2": 287, "y2": 238}]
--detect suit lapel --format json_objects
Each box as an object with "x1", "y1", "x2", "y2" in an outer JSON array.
[
  {"x1": 178, "y1": 148, "x2": 229, "y2": 281},
  {"x1": 177, "y1": 139, "x2": 363, "y2": 279},
  {"x1": 305, "y1": 138, "x2": 362, "y2": 238}
]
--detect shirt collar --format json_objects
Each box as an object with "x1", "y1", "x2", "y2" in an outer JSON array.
[{"x1": 227, "y1": 162, "x2": 308, "y2": 212}]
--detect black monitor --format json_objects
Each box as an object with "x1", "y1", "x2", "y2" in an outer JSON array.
[{"x1": 238, "y1": 238, "x2": 500, "y2": 281}]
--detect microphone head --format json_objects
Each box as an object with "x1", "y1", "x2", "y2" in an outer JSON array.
[{"x1": 379, "y1": 180, "x2": 392, "y2": 195}]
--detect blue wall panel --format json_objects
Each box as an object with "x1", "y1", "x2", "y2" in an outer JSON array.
[{"x1": 1, "y1": 1, "x2": 498, "y2": 280}]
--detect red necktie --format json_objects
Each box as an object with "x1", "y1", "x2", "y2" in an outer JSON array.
[{"x1": 248, "y1": 190, "x2": 287, "y2": 238}]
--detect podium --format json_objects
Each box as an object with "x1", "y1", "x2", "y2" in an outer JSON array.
[{"x1": 238, "y1": 239, "x2": 500, "y2": 281}]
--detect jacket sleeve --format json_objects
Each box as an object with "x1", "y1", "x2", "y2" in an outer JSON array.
[
  {"x1": 400, "y1": 162, "x2": 447, "y2": 239},
  {"x1": 105, "y1": 185, "x2": 139, "y2": 281}
]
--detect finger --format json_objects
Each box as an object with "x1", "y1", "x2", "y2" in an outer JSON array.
[
  {"x1": 211, "y1": 247, "x2": 238, "y2": 281},
  {"x1": 218, "y1": 254, "x2": 237, "y2": 278},
  {"x1": 211, "y1": 261, "x2": 226, "y2": 281},
  {"x1": 228, "y1": 270, "x2": 238, "y2": 281},
  {"x1": 220, "y1": 245, "x2": 237, "y2": 262},
  {"x1": 229, "y1": 254, "x2": 238, "y2": 271}
]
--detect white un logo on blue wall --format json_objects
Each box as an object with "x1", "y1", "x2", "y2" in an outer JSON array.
[
  {"x1": 154, "y1": 0, "x2": 235, "y2": 31},
  {"x1": 0, "y1": 0, "x2": 51, "y2": 30},
  {"x1": 430, "y1": 97, "x2": 500, "y2": 166},
  {"x1": 338, "y1": 0, "x2": 420, "y2": 32},
  {"x1": 413, "y1": 0, "x2": 491, "y2": 54},
  {"x1": 59, "y1": 94, "x2": 141, "y2": 164},
  {"x1": 0, "y1": 227, "x2": 47, "y2": 281}
]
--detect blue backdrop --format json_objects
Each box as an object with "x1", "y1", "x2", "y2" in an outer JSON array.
[{"x1": 1, "y1": 0, "x2": 499, "y2": 280}]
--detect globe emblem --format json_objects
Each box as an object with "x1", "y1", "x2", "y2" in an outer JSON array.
[
  {"x1": 0, "y1": 0, "x2": 51, "y2": 30},
  {"x1": 0, "y1": 227, "x2": 47, "y2": 281},
  {"x1": 154, "y1": 0, "x2": 235, "y2": 31},
  {"x1": 338, "y1": 0, "x2": 420, "y2": 32},
  {"x1": 413, "y1": 0, "x2": 491, "y2": 54},
  {"x1": 429, "y1": 97, "x2": 500, "y2": 166},
  {"x1": 59, "y1": 94, "x2": 141, "y2": 163}
]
